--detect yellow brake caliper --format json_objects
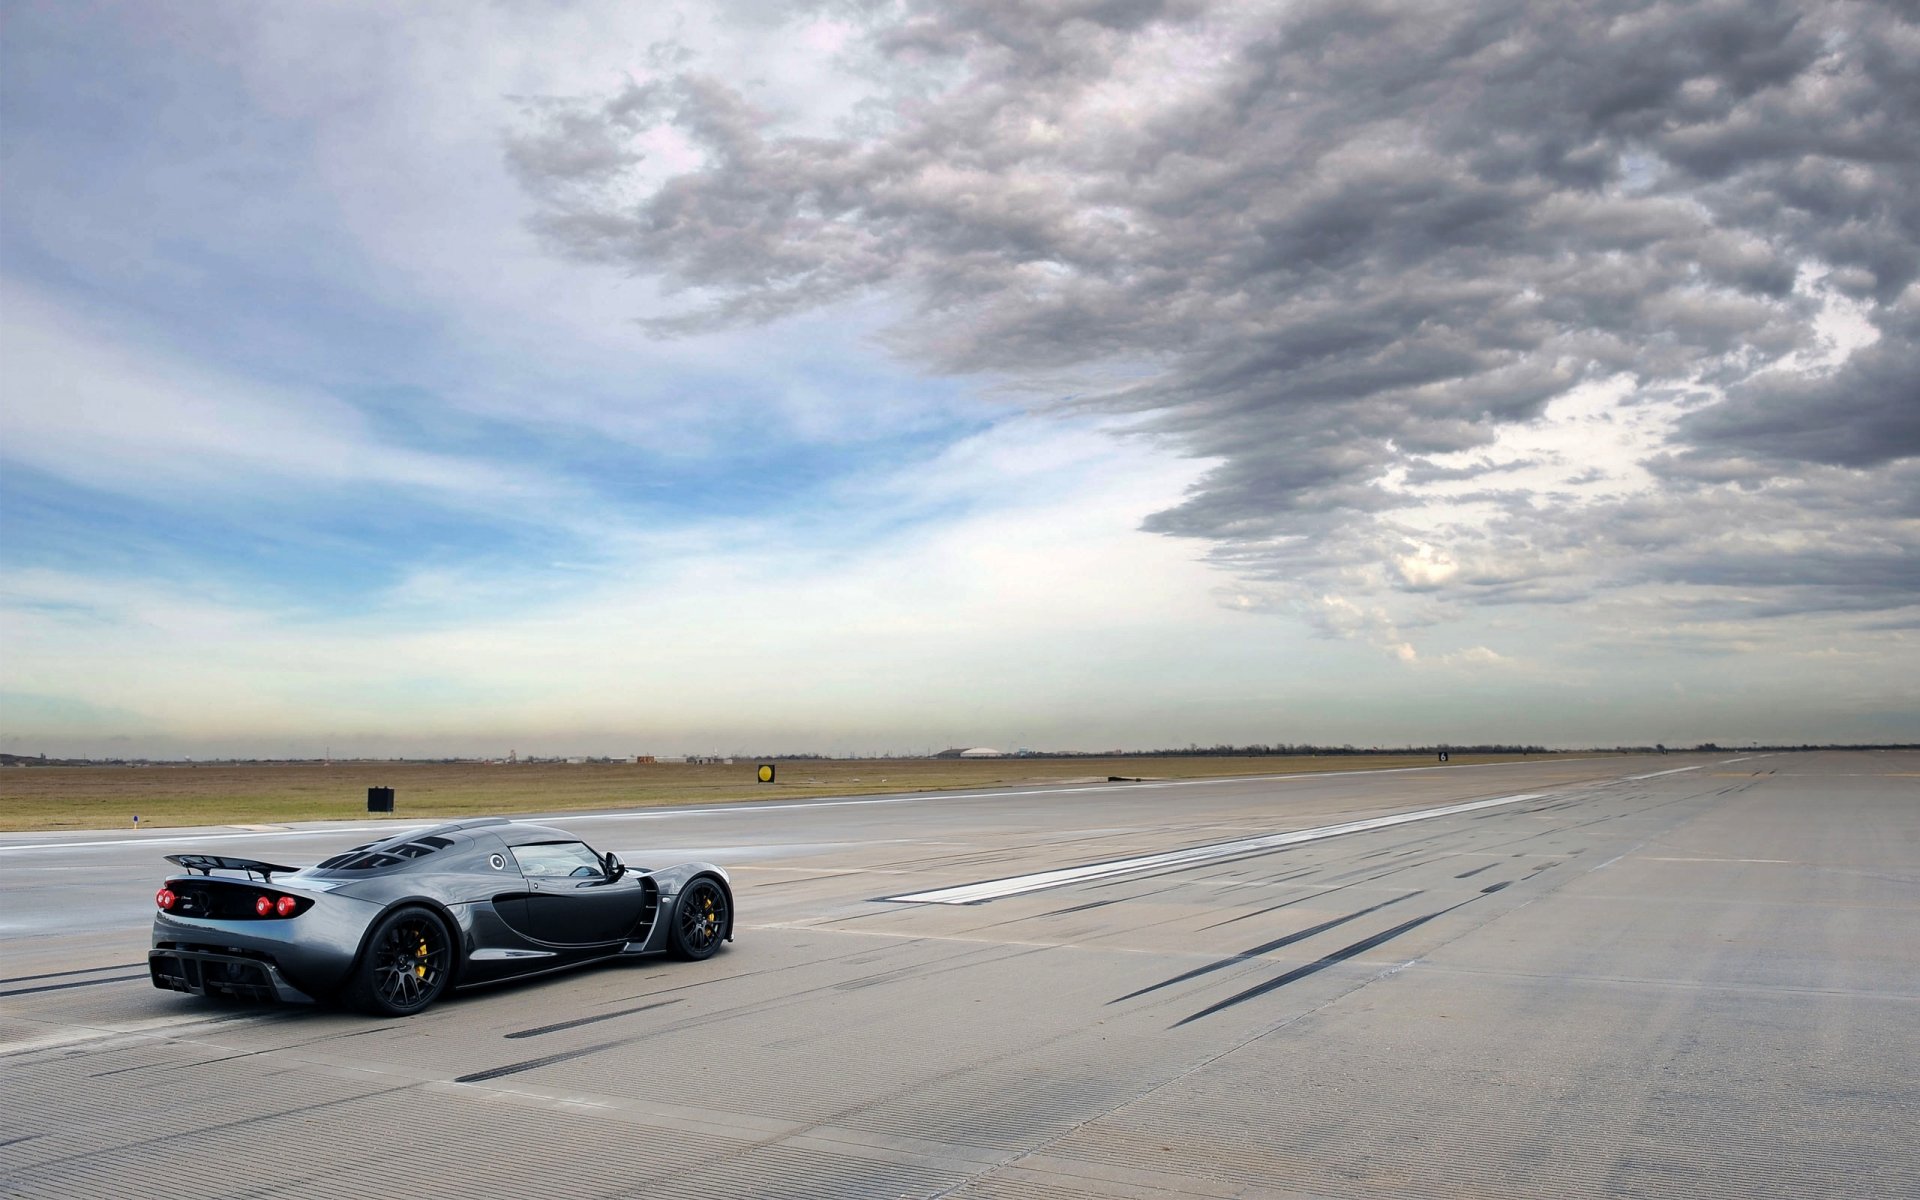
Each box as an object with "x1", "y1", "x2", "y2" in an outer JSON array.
[{"x1": 416, "y1": 939, "x2": 428, "y2": 978}]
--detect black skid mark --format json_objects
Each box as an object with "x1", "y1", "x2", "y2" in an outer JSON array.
[
  {"x1": 504, "y1": 998, "x2": 684, "y2": 1039},
  {"x1": 1111, "y1": 891, "x2": 1422, "y2": 1006},
  {"x1": 1173, "y1": 901, "x2": 1472, "y2": 1027}
]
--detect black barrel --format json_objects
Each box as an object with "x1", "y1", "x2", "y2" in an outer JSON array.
[{"x1": 367, "y1": 786, "x2": 394, "y2": 813}]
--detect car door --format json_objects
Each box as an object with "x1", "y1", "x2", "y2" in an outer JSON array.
[{"x1": 509, "y1": 841, "x2": 647, "y2": 946}]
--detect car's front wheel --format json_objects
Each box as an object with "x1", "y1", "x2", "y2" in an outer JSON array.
[
  {"x1": 671, "y1": 878, "x2": 728, "y2": 960},
  {"x1": 346, "y1": 906, "x2": 453, "y2": 1016}
]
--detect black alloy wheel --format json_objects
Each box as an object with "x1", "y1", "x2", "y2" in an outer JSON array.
[
  {"x1": 348, "y1": 907, "x2": 453, "y2": 1016},
  {"x1": 672, "y1": 878, "x2": 728, "y2": 960}
]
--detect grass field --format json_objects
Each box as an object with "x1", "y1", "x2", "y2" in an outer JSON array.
[{"x1": 0, "y1": 753, "x2": 1566, "y2": 832}]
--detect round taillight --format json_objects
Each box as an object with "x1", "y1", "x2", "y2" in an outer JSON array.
[
  {"x1": 275, "y1": 895, "x2": 298, "y2": 918},
  {"x1": 156, "y1": 888, "x2": 176, "y2": 911},
  {"x1": 255, "y1": 895, "x2": 274, "y2": 917}
]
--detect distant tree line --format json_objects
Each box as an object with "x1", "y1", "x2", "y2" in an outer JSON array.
[
  {"x1": 1036, "y1": 743, "x2": 1920, "y2": 757},
  {"x1": 734, "y1": 743, "x2": 1916, "y2": 758},
  {"x1": 1037, "y1": 743, "x2": 1553, "y2": 757}
]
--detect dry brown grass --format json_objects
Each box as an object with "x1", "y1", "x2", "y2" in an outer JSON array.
[{"x1": 0, "y1": 753, "x2": 1564, "y2": 832}]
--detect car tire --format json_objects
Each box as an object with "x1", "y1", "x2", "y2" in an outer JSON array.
[
  {"x1": 345, "y1": 906, "x2": 454, "y2": 1016},
  {"x1": 670, "y1": 878, "x2": 728, "y2": 960}
]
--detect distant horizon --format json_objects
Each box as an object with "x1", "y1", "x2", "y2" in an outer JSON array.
[{"x1": 7, "y1": 742, "x2": 1915, "y2": 768}]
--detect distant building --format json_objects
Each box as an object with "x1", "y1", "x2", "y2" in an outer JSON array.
[
  {"x1": 634, "y1": 755, "x2": 657, "y2": 764},
  {"x1": 959, "y1": 747, "x2": 1005, "y2": 758}
]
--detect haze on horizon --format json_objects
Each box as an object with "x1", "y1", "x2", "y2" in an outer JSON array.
[{"x1": 2, "y1": 1, "x2": 1916, "y2": 761}]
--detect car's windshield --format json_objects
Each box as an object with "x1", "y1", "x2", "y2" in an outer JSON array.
[{"x1": 510, "y1": 841, "x2": 603, "y2": 878}]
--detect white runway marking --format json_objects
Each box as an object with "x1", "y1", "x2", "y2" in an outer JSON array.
[
  {"x1": 0, "y1": 758, "x2": 1597, "y2": 855},
  {"x1": 1618, "y1": 754, "x2": 1770, "y2": 783},
  {"x1": 1622, "y1": 765, "x2": 1708, "y2": 781},
  {"x1": 886, "y1": 791, "x2": 1548, "y2": 905}
]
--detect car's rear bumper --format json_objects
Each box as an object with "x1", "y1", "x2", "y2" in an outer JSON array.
[
  {"x1": 152, "y1": 898, "x2": 375, "y2": 1001},
  {"x1": 149, "y1": 946, "x2": 319, "y2": 1004}
]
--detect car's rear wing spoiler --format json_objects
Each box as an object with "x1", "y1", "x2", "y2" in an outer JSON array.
[{"x1": 165, "y1": 854, "x2": 301, "y2": 882}]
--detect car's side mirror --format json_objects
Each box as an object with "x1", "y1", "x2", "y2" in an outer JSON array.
[{"x1": 604, "y1": 851, "x2": 626, "y2": 882}]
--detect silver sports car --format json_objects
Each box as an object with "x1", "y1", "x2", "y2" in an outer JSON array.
[{"x1": 149, "y1": 816, "x2": 732, "y2": 1016}]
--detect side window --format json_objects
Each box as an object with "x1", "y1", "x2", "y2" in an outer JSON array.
[{"x1": 509, "y1": 842, "x2": 604, "y2": 879}]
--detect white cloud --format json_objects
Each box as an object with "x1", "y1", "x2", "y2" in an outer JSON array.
[
  {"x1": 1393, "y1": 544, "x2": 1459, "y2": 590},
  {"x1": 0, "y1": 415, "x2": 1253, "y2": 752},
  {"x1": 0, "y1": 283, "x2": 560, "y2": 511}
]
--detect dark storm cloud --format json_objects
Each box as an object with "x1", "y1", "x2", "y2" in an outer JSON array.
[
  {"x1": 1679, "y1": 307, "x2": 1920, "y2": 466},
  {"x1": 510, "y1": 0, "x2": 1919, "y2": 632}
]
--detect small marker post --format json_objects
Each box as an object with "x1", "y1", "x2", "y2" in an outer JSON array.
[{"x1": 133, "y1": 814, "x2": 140, "y2": 828}]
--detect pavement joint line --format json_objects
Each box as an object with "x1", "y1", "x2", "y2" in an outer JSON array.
[
  {"x1": 1407, "y1": 962, "x2": 1920, "y2": 1001},
  {"x1": 429, "y1": 1079, "x2": 1009, "y2": 1172},
  {"x1": 0, "y1": 972, "x2": 149, "y2": 998},
  {"x1": 885, "y1": 791, "x2": 1550, "y2": 904},
  {"x1": 732, "y1": 865, "x2": 911, "y2": 875},
  {"x1": 0, "y1": 961, "x2": 146, "y2": 986},
  {"x1": 1535, "y1": 891, "x2": 1919, "y2": 910},
  {"x1": 0, "y1": 1010, "x2": 280, "y2": 1057},
  {"x1": 0, "y1": 823, "x2": 432, "y2": 854},
  {"x1": 740, "y1": 919, "x2": 1169, "y2": 956},
  {"x1": 737, "y1": 919, "x2": 1457, "y2": 967},
  {"x1": 1644, "y1": 855, "x2": 1799, "y2": 864}
]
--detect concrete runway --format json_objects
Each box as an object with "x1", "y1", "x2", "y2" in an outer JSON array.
[{"x1": 2, "y1": 752, "x2": 1915, "y2": 1198}]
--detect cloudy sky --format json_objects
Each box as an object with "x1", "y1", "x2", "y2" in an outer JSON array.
[{"x1": 2, "y1": 0, "x2": 1914, "y2": 758}]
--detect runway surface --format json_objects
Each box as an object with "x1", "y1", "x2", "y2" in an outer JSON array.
[{"x1": 2, "y1": 751, "x2": 1915, "y2": 1198}]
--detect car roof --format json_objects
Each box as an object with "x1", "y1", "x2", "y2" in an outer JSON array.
[
  {"x1": 487, "y1": 821, "x2": 587, "y2": 847},
  {"x1": 381, "y1": 817, "x2": 581, "y2": 847},
  {"x1": 308, "y1": 818, "x2": 590, "y2": 875}
]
